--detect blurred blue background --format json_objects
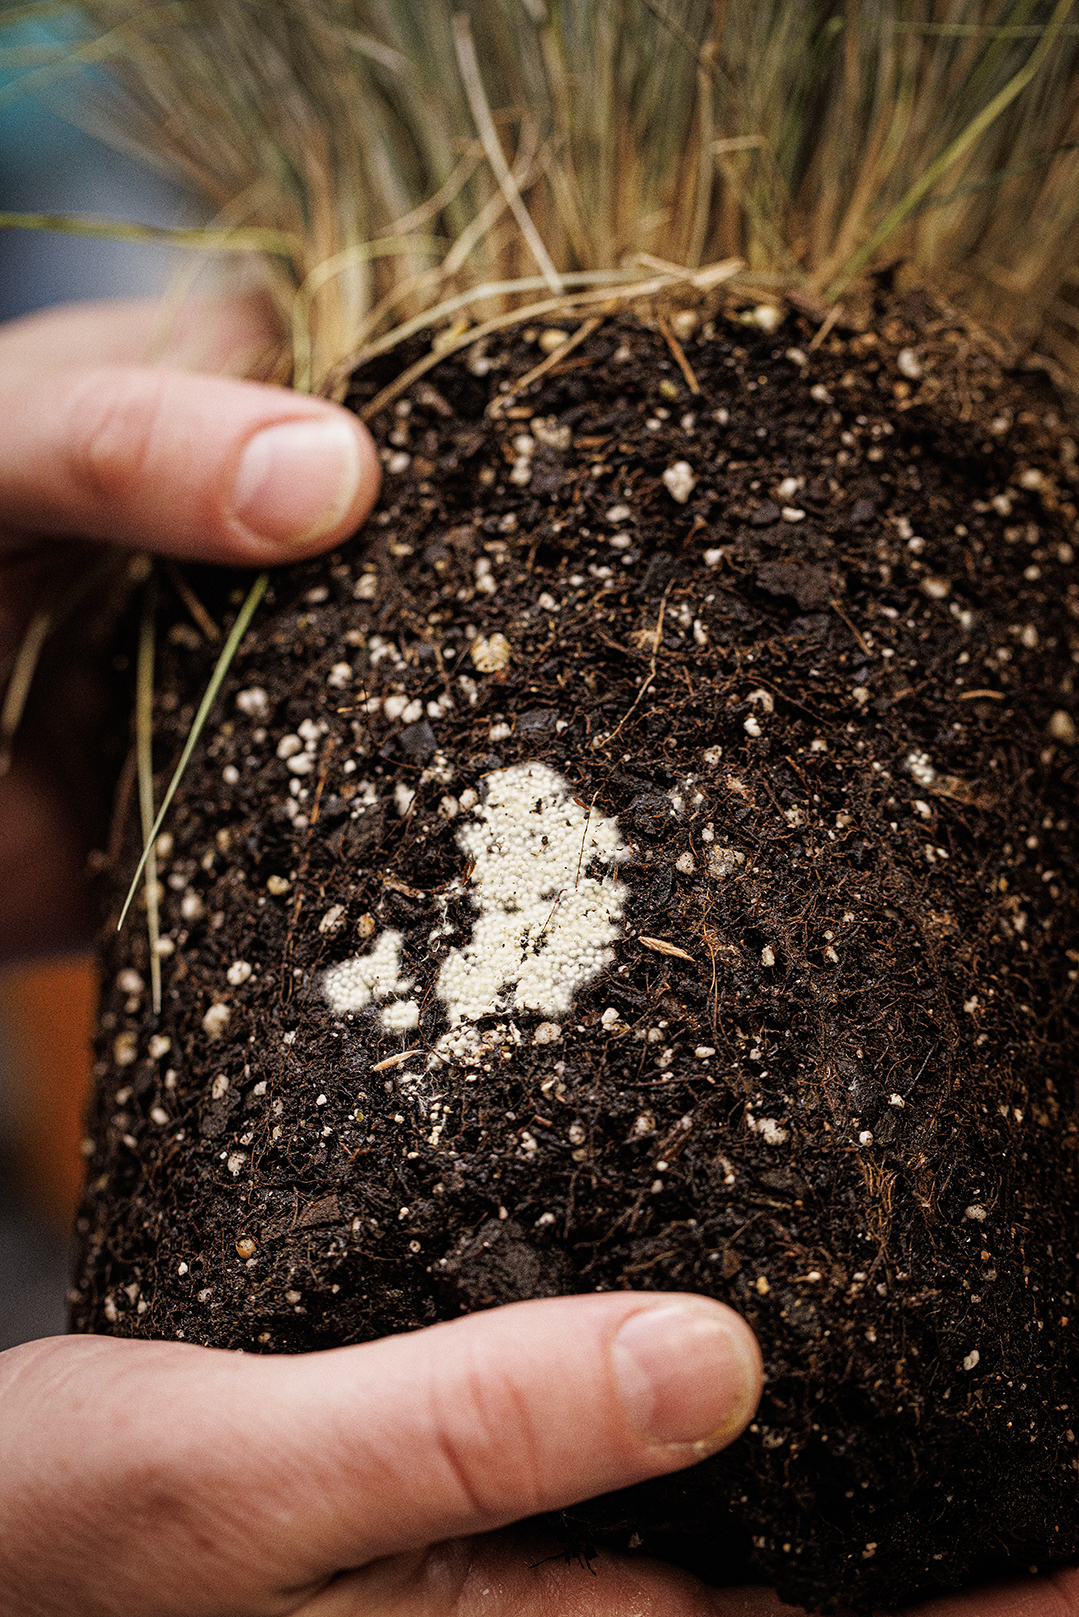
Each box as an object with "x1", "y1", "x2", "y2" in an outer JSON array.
[{"x1": 0, "y1": 19, "x2": 185, "y2": 1347}]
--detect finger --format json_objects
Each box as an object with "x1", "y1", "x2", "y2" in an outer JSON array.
[
  {"x1": 303, "y1": 1530, "x2": 793, "y2": 1617},
  {"x1": 0, "y1": 1295, "x2": 761, "y2": 1616},
  {"x1": 0, "y1": 295, "x2": 280, "y2": 376},
  {"x1": 239, "y1": 1291, "x2": 762, "y2": 1579},
  {"x1": 0, "y1": 363, "x2": 379, "y2": 562},
  {"x1": 907, "y1": 1567, "x2": 1079, "y2": 1616}
]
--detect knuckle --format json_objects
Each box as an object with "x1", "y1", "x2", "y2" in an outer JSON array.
[
  {"x1": 432, "y1": 1354, "x2": 546, "y2": 1522},
  {"x1": 67, "y1": 368, "x2": 172, "y2": 509}
]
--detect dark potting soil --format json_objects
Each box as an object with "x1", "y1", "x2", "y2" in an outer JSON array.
[{"x1": 72, "y1": 288, "x2": 1079, "y2": 1612}]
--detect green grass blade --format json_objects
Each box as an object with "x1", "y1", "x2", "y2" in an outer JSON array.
[{"x1": 118, "y1": 569, "x2": 268, "y2": 933}]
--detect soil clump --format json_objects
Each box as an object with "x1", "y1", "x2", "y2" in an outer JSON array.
[{"x1": 73, "y1": 288, "x2": 1079, "y2": 1612}]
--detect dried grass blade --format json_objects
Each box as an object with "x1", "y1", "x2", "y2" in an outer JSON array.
[
  {"x1": 0, "y1": 608, "x2": 50, "y2": 779},
  {"x1": 136, "y1": 581, "x2": 162, "y2": 1014},
  {"x1": 827, "y1": 0, "x2": 1078, "y2": 297},
  {"x1": 0, "y1": 545, "x2": 128, "y2": 777},
  {"x1": 0, "y1": 210, "x2": 300, "y2": 258},
  {"x1": 451, "y1": 11, "x2": 563, "y2": 295},
  {"x1": 118, "y1": 570, "x2": 268, "y2": 932}
]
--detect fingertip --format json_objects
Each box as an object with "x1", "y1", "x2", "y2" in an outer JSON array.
[
  {"x1": 228, "y1": 409, "x2": 380, "y2": 557},
  {"x1": 611, "y1": 1295, "x2": 763, "y2": 1456}
]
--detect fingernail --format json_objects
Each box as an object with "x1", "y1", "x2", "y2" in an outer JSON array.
[
  {"x1": 232, "y1": 417, "x2": 362, "y2": 546},
  {"x1": 612, "y1": 1302, "x2": 760, "y2": 1451}
]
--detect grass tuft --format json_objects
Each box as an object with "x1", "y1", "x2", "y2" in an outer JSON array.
[{"x1": 3, "y1": 0, "x2": 1074, "y2": 389}]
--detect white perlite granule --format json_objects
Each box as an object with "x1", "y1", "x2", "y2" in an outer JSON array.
[{"x1": 324, "y1": 762, "x2": 629, "y2": 1037}]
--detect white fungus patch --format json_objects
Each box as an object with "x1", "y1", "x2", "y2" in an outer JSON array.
[
  {"x1": 436, "y1": 764, "x2": 628, "y2": 1022},
  {"x1": 323, "y1": 931, "x2": 414, "y2": 1025},
  {"x1": 324, "y1": 763, "x2": 629, "y2": 1053}
]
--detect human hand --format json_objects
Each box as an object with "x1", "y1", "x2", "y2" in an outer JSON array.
[
  {"x1": 0, "y1": 1291, "x2": 767, "y2": 1616},
  {"x1": 0, "y1": 295, "x2": 379, "y2": 959}
]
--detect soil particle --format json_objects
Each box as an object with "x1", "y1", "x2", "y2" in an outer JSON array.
[{"x1": 73, "y1": 290, "x2": 1079, "y2": 1613}]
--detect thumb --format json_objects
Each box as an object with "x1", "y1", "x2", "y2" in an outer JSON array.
[
  {"x1": 253, "y1": 1291, "x2": 763, "y2": 1571},
  {"x1": 0, "y1": 1295, "x2": 761, "y2": 1616},
  {"x1": 0, "y1": 363, "x2": 380, "y2": 562}
]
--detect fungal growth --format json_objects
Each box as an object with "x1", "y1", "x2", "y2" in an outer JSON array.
[{"x1": 323, "y1": 762, "x2": 629, "y2": 1036}]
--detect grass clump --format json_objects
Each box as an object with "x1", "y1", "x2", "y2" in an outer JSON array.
[{"x1": 4, "y1": 0, "x2": 1077, "y2": 391}]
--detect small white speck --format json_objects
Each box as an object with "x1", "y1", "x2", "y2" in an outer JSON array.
[
  {"x1": 747, "y1": 1114, "x2": 789, "y2": 1146},
  {"x1": 327, "y1": 661, "x2": 352, "y2": 688},
  {"x1": 226, "y1": 960, "x2": 252, "y2": 986},
  {"x1": 211, "y1": 1075, "x2": 229, "y2": 1100},
  {"x1": 1048, "y1": 710, "x2": 1077, "y2": 745},
  {"x1": 897, "y1": 348, "x2": 922, "y2": 380},
  {"x1": 202, "y1": 1003, "x2": 230, "y2": 1040},
  {"x1": 761, "y1": 944, "x2": 776, "y2": 967},
  {"x1": 226, "y1": 1152, "x2": 246, "y2": 1177},
  {"x1": 744, "y1": 715, "x2": 762, "y2": 737},
  {"x1": 394, "y1": 783, "x2": 416, "y2": 817},
  {"x1": 319, "y1": 905, "x2": 345, "y2": 935},
  {"x1": 962, "y1": 1348, "x2": 981, "y2": 1371},
  {"x1": 533, "y1": 1021, "x2": 562, "y2": 1045},
  {"x1": 148, "y1": 1034, "x2": 171, "y2": 1060},
  {"x1": 235, "y1": 687, "x2": 269, "y2": 720},
  {"x1": 781, "y1": 506, "x2": 806, "y2": 523},
  {"x1": 751, "y1": 304, "x2": 782, "y2": 332},
  {"x1": 889, "y1": 1093, "x2": 905, "y2": 1108},
  {"x1": 149, "y1": 1106, "x2": 169, "y2": 1125},
  {"x1": 663, "y1": 461, "x2": 697, "y2": 503},
  {"x1": 471, "y1": 633, "x2": 512, "y2": 673},
  {"x1": 858, "y1": 1129, "x2": 874, "y2": 1146},
  {"x1": 221, "y1": 764, "x2": 240, "y2": 787},
  {"x1": 964, "y1": 1204, "x2": 988, "y2": 1222}
]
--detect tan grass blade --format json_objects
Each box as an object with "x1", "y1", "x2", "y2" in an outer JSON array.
[{"x1": 118, "y1": 570, "x2": 268, "y2": 932}]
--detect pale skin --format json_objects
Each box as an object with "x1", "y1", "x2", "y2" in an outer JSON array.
[{"x1": 0, "y1": 299, "x2": 1074, "y2": 1617}]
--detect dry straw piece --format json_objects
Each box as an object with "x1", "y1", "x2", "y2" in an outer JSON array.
[{"x1": 7, "y1": 0, "x2": 1079, "y2": 390}]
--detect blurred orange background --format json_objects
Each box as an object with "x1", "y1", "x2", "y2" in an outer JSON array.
[{"x1": 0, "y1": 956, "x2": 97, "y2": 1231}]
